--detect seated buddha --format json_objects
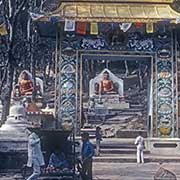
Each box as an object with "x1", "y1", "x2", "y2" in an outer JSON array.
[
  {"x1": 99, "y1": 71, "x2": 116, "y2": 95},
  {"x1": 19, "y1": 71, "x2": 33, "y2": 96}
]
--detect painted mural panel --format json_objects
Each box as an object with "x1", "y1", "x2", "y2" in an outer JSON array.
[{"x1": 154, "y1": 32, "x2": 177, "y2": 137}]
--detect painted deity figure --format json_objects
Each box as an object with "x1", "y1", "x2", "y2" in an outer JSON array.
[{"x1": 98, "y1": 71, "x2": 116, "y2": 95}]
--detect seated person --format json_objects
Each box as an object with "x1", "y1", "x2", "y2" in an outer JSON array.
[
  {"x1": 19, "y1": 71, "x2": 33, "y2": 96},
  {"x1": 47, "y1": 150, "x2": 69, "y2": 171},
  {"x1": 99, "y1": 71, "x2": 116, "y2": 95}
]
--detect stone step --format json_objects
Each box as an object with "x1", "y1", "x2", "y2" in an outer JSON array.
[
  {"x1": 116, "y1": 130, "x2": 147, "y2": 138},
  {"x1": 93, "y1": 154, "x2": 180, "y2": 163},
  {"x1": 104, "y1": 119, "x2": 143, "y2": 124},
  {"x1": 96, "y1": 144, "x2": 136, "y2": 149},
  {"x1": 115, "y1": 108, "x2": 145, "y2": 112},
  {"x1": 91, "y1": 138, "x2": 138, "y2": 145},
  {"x1": 100, "y1": 148, "x2": 150, "y2": 154},
  {"x1": 130, "y1": 104, "x2": 145, "y2": 108},
  {"x1": 81, "y1": 129, "x2": 147, "y2": 138},
  {"x1": 89, "y1": 118, "x2": 133, "y2": 124},
  {"x1": 113, "y1": 111, "x2": 144, "y2": 116},
  {"x1": 87, "y1": 112, "x2": 145, "y2": 123}
]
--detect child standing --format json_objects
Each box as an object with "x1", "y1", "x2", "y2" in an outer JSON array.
[
  {"x1": 135, "y1": 132, "x2": 144, "y2": 163},
  {"x1": 96, "y1": 126, "x2": 102, "y2": 156}
]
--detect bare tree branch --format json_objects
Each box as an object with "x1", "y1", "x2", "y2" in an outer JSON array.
[{"x1": 14, "y1": 0, "x2": 28, "y2": 17}]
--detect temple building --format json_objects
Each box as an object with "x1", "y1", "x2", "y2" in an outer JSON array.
[{"x1": 34, "y1": 0, "x2": 180, "y2": 154}]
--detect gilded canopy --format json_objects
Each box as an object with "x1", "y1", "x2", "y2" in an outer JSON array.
[{"x1": 36, "y1": 0, "x2": 180, "y2": 23}]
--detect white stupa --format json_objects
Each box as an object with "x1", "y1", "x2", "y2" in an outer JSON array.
[{"x1": 0, "y1": 104, "x2": 30, "y2": 152}]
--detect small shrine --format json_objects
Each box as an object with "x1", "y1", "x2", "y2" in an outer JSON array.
[
  {"x1": 0, "y1": 105, "x2": 29, "y2": 168},
  {"x1": 88, "y1": 68, "x2": 129, "y2": 112}
]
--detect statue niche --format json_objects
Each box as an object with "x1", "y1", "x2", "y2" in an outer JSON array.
[
  {"x1": 90, "y1": 69, "x2": 123, "y2": 98},
  {"x1": 89, "y1": 69, "x2": 128, "y2": 110},
  {"x1": 13, "y1": 70, "x2": 44, "y2": 99}
]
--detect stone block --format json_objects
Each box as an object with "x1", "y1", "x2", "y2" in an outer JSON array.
[{"x1": 146, "y1": 138, "x2": 180, "y2": 155}]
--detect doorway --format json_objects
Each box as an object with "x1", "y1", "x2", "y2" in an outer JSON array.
[{"x1": 79, "y1": 52, "x2": 153, "y2": 136}]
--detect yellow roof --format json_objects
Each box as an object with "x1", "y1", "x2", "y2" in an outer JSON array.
[
  {"x1": 38, "y1": 1, "x2": 180, "y2": 23},
  {"x1": 60, "y1": 0, "x2": 174, "y2": 3}
]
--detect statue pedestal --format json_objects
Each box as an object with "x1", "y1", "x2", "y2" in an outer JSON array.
[
  {"x1": 94, "y1": 94, "x2": 120, "y2": 103},
  {"x1": 146, "y1": 138, "x2": 180, "y2": 155},
  {"x1": 106, "y1": 102, "x2": 129, "y2": 109},
  {"x1": 93, "y1": 94, "x2": 129, "y2": 110}
]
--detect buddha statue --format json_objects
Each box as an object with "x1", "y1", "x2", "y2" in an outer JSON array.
[
  {"x1": 88, "y1": 69, "x2": 128, "y2": 113},
  {"x1": 89, "y1": 68, "x2": 124, "y2": 98},
  {"x1": 99, "y1": 71, "x2": 116, "y2": 95},
  {"x1": 19, "y1": 71, "x2": 33, "y2": 96}
]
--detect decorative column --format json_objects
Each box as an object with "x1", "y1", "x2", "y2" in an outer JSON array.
[
  {"x1": 57, "y1": 31, "x2": 77, "y2": 130},
  {"x1": 153, "y1": 31, "x2": 178, "y2": 138}
]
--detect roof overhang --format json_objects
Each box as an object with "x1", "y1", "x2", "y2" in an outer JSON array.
[
  {"x1": 58, "y1": 0, "x2": 174, "y2": 3},
  {"x1": 36, "y1": 1, "x2": 180, "y2": 23}
]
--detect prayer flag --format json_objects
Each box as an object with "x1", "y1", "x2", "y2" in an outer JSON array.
[
  {"x1": 64, "y1": 19, "x2": 75, "y2": 32},
  {"x1": 146, "y1": 23, "x2": 154, "y2": 33},
  {"x1": 0, "y1": 24, "x2": 7, "y2": 36},
  {"x1": 134, "y1": 22, "x2": 143, "y2": 28},
  {"x1": 119, "y1": 23, "x2": 132, "y2": 32},
  {"x1": 76, "y1": 22, "x2": 87, "y2": 35},
  {"x1": 176, "y1": 18, "x2": 180, "y2": 24},
  {"x1": 90, "y1": 22, "x2": 98, "y2": 35}
]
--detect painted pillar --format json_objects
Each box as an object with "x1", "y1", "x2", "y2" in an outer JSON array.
[
  {"x1": 153, "y1": 31, "x2": 178, "y2": 138},
  {"x1": 57, "y1": 30, "x2": 77, "y2": 130}
]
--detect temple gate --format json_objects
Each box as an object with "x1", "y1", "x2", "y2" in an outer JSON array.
[{"x1": 35, "y1": 0, "x2": 180, "y2": 154}]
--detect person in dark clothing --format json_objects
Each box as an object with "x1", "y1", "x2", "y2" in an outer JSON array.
[
  {"x1": 95, "y1": 126, "x2": 102, "y2": 156},
  {"x1": 47, "y1": 151, "x2": 69, "y2": 169},
  {"x1": 81, "y1": 132, "x2": 95, "y2": 180}
]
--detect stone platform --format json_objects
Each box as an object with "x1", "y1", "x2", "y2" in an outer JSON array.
[
  {"x1": 93, "y1": 162, "x2": 180, "y2": 180},
  {"x1": 146, "y1": 138, "x2": 180, "y2": 155},
  {"x1": 1, "y1": 163, "x2": 180, "y2": 180},
  {"x1": 76, "y1": 137, "x2": 180, "y2": 163}
]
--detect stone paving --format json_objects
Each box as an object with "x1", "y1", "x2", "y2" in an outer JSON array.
[
  {"x1": 93, "y1": 162, "x2": 180, "y2": 180},
  {"x1": 0, "y1": 162, "x2": 180, "y2": 180}
]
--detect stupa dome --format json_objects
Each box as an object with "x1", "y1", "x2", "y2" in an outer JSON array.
[{"x1": 9, "y1": 105, "x2": 26, "y2": 117}]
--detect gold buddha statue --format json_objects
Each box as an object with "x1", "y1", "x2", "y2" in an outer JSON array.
[
  {"x1": 98, "y1": 71, "x2": 116, "y2": 95},
  {"x1": 19, "y1": 71, "x2": 33, "y2": 96}
]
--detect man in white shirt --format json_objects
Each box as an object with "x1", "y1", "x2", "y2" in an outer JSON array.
[
  {"x1": 26, "y1": 129, "x2": 45, "y2": 180},
  {"x1": 135, "y1": 132, "x2": 144, "y2": 163}
]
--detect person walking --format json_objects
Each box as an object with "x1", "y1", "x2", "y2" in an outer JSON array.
[
  {"x1": 26, "y1": 129, "x2": 45, "y2": 180},
  {"x1": 95, "y1": 126, "x2": 102, "y2": 156},
  {"x1": 135, "y1": 132, "x2": 145, "y2": 164},
  {"x1": 81, "y1": 132, "x2": 95, "y2": 180}
]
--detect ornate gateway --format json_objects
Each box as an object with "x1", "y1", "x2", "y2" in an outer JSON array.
[{"x1": 35, "y1": 0, "x2": 180, "y2": 137}]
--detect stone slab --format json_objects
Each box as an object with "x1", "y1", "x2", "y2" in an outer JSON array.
[
  {"x1": 93, "y1": 162, "x2": 180, "y2": 180},
  {"x1": 146, "y1": 138, "x2": 180, "y2": 155}
]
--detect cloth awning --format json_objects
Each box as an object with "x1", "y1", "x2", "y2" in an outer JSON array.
[{"x1": 37, "y1": 1, "x2": 180, "y2": 23}]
